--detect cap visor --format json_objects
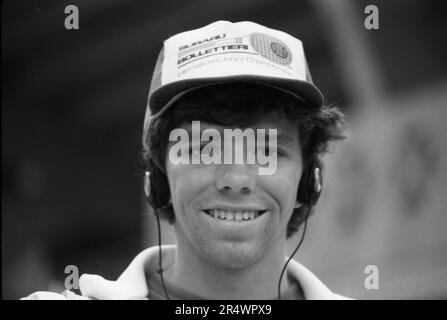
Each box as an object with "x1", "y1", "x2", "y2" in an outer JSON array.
[{"x1": 149, "y1": 75, "x2": 324, "y2": 117}]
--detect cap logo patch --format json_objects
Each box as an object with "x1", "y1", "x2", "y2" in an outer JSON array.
[{"x1": 249, "y1": 33, "x2": 292, "y2": 65}]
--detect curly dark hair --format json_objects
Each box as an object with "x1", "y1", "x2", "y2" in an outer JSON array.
[{"x1": 141, "y1": 82, "x2": 347, "y2": 237}]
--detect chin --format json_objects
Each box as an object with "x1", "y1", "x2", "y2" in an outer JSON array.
[{"x1": 200, "y1": 239, "x2": 268, "y2": 269}]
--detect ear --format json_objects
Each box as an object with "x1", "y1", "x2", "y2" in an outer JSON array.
[{"x1": 144, "y1": 171, "x2": 151, "y2": 198}]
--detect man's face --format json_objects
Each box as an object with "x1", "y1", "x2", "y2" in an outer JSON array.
[{"x1": 165, "y1": 115, "x2": 303, "y2": 269}]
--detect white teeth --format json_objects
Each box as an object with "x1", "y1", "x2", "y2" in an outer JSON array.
[
  {"x1": 219, "y1": 210, "x2": 226, "y2": 219},
  {"x1": 207, "y1": 209, "x2": 261, "y2": 221}
]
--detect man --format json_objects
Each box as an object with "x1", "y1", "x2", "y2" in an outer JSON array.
[{"x1": 23, "y1": 21, "x2": 348, "y2": 300}]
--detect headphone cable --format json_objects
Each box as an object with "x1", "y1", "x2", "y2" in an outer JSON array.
[
  {"x1": 154, "y1": 208, "x2": 171, "y2": 300},
  {"x1": 277, "y1": 205, "x2": 312, "y2": 300}
]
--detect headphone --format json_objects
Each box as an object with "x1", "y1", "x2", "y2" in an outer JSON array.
[
  {"x1": 143, "y1": 157, "x2": 323, "y2": 300},
  {"x1": 144, "y1": 157, "x2": 322, "y2": 212},
  {"x1": 144, "y1": 158, "x2": 172, "y2": 216}
]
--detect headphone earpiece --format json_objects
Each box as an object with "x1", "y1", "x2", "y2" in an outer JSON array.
[
  {"x1": 297, "y1": 160, "x2": 322, "y2": 206},
  {"x1": 313, "y1": 167, "x2": 322, "y2": 194},
  {"x1": 144, "y1": 171, "x2": 152, "y2": 202},
  {"x1": 145, "y1": 159, "x2": 171, "y2": 211}
]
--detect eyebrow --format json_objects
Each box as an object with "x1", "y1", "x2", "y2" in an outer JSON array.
[
  {"x1": 183, "y1": 126, "x2": 296, "y2": 146},
  {"x1": 184, "y1": 126, "x2": 224, "y2": 135},
  {"x1": 271, "y1": 132, "x2": 295, "y2": 147}
]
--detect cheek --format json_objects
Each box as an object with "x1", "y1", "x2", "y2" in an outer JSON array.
[
  {"x1": 166, "y1": 163, "x2": 213, "y2": 210},
  {"x1": 262, "y1": 160, "x2": 302, "y2": 214}
]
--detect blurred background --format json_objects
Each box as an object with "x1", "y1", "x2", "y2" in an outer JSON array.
[{"x1": 2, "y1": 0, "x2": 446, "y2": 299}]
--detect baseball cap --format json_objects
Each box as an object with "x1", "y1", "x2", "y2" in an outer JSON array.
[{"x1": 144, "y1": 20, "x2": 325, "y2": 125}]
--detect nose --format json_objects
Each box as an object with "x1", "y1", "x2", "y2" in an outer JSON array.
[{"x1": 215, "y1": 164, "x2": 256, "y2": 194}]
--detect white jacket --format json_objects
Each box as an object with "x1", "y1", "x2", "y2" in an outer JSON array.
[{"x1": 23, "y1": 245, "x2": 350, "y2": 300}]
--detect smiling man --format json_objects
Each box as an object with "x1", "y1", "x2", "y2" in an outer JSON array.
[
  {"x1": 23, "y1": 21, "x2": 348, "y2": 300},
  {"x1": 156, "y1": 90, "x2": 310, "y2": 299}
]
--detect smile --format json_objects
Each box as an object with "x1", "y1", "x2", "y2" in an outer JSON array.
[{"x1": 203, "y1": 209, "x2": 266, "y2": 221}]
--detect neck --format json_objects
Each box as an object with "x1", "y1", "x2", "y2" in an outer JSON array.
[{"x1": 166, "y1": 240, "x2": 290, "y2": 300}]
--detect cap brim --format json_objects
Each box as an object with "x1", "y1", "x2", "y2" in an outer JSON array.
[{"x1": 149, "y1": 75, "x2": 324, "y2": 118}]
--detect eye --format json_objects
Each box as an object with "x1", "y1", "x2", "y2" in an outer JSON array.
[
  {"x1": 189, "y1": 144, "x2": 202, "y2": 156},
  {"x1": 205, "y1": 145, "x2": 222, "y2": 157},
  {"x1": 257, "y1": 145, "x2": 282, "y2": 157},
  {"x1": 264, "y1": 147, "x2": 274, "y2": 157},
  {"x1": 190, "y1": 143, "x2": 221, "y2": 158},
  {"x1": 275, "y1": 148, "x2": 287, "y2": 157}
]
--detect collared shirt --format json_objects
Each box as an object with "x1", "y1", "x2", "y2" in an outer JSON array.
[
  {"x1": 146, "y1": 268, "x2": 305, "y2": 300},
  {"x1": 23, "y1": 245, "x2": 351, "y2": 300}
]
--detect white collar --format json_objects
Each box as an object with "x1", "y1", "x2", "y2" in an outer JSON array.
[{"x1": 79, "y1": 245, "x2": 350, "y2": 300}]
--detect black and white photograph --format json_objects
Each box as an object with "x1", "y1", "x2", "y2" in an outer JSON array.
[{"x1": 2, "y1": 0, "x2": 447, "y2": 302}]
